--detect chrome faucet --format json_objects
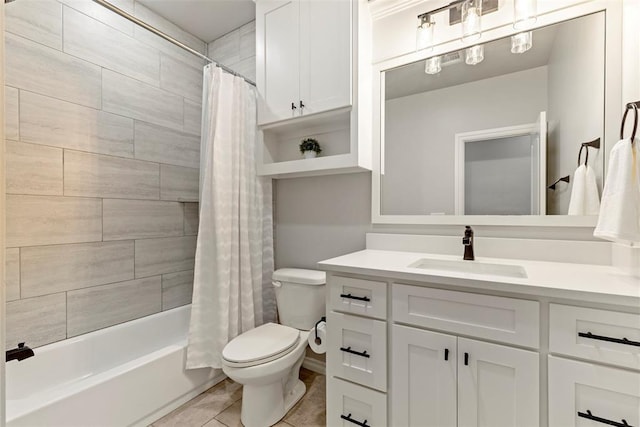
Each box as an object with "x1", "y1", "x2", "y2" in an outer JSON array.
[
  {"x1": 462, "y1": 226, "x2": 475, "y2": 261},
  {"x1": 6, "y1": 342, "x2": 34, "y2": 362}
]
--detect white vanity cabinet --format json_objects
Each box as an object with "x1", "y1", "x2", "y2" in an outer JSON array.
[
  {"x1": 256, "y1": 0, "x2": 351, "y2": 125},
  {"x1": 391, "y1": 286, "x2": 540, "y2": 427}
]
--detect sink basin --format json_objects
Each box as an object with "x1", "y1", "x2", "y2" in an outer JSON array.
[{"x1": 408, "y1": 258, "x2": 527, "y2": 278}]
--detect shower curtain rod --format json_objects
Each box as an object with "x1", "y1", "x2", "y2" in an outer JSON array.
[{"x1": 91, "y1": 0, "x2": 257, "y2": 86}]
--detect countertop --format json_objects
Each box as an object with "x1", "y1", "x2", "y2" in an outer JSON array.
[{"x1": 318, "y1": 249, "x2": 640, "y2": 308}]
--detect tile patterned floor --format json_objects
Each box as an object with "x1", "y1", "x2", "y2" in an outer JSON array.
[{"x1": 151, "y1": 368, "x2": 326, "y2": 427}]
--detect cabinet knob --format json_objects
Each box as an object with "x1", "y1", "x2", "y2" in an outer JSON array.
[
  {"x1": 444, "y1": 348, "x2": 449, "y2": 361},
  {"x1": 464, "y1": 352, "x2": 469, "y2": 366},
  {"x1": 291, "y1": 102, "x2": 297, "y2": 110}
]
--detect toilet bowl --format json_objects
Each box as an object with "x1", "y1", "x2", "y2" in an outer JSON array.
[{"x1": 221, "y1": 268, "x2": 326, "y2": 427}]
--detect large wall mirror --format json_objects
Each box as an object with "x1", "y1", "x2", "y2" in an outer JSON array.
[{"x1": 373, "y1": 6, "x2": 621, "y2": 226}]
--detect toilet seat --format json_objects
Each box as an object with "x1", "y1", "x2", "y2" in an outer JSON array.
[{"x1": 222, "y1": 323, "x2": 300, "y2": 368}]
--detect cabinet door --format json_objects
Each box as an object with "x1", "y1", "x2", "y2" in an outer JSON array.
[
  {"x1": 298, "y1": 0, "x2": 352, "y2": 116},
  {"x1": 391, "y1": 325, "x2": 457, "y2": 427},
  {"x1": 458, "y1": 338, "x2": 539, "y2": 427},
  {"x1": 549, "y1": 356, "x2": 640, "y2": 427},
  {"x1": 256, "y1": 0, "x2": 300, "y2": 124}
]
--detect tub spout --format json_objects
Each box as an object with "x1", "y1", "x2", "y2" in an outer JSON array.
[{"x1": 6, "y1": 342, "x2": 35, "y2": 362}]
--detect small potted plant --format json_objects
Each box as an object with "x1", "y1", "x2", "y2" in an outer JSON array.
[{"x1": 299, "y1": 138, "x2": 322, "y2": 159}]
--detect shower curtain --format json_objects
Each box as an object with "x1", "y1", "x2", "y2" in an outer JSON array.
[{"x1": 186, "y1": 65, "x2": 275, "y2": 370}]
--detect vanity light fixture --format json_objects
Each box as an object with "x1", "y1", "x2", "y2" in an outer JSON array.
[
  {"x1": 461, "y1": 0, "x2": 482, "y2": 42},
  {"x1": 465, "y1": 44, "x2": 484, "y2": 65},
  {"x1": 513, "y1": 0, "x2": 537, "y2": 30},
  {"x1": 425, "y1": 56, "x2": 442, "y2": 74},
  {"x1": 511, "y1": 31, "x2": 533, "y2": 53},
  {"x1": 417, "y1": 15, "x2": 435, "y2": 51}
]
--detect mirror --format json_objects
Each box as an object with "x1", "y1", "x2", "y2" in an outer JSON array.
[{"x1": 380, "y1": 12, "x2": 605, "y2": 217}]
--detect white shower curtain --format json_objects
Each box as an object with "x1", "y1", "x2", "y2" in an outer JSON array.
[{"x1": 186, "y1": 65, "x2": 275, "y2": 370}]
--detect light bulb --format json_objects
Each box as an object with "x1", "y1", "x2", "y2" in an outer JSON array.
[
  {"x1": 425, "y1": 56, "x2": 442, "y2": 75},
  {"x1": 511, "y1": 31, "x2": 533, "y2": 54},
  {"x1": 514, "y1": 0, "x2": 537, "y2": 30},
  {"x1": 416, "y1": 16, "x2": 435, "y2": 51},
  {"x1": 466, "y1": 45, "x2": 484, "y2": 65},
  {"x1": 462, "y1": 0, "x2": 482, "y2": 42}
]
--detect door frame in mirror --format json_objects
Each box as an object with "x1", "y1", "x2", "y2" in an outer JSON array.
[{"x1": 371, "y1": 0, "x2": 622, "y2": 227}]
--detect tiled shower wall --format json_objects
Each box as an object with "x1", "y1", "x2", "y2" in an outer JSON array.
[
  {"x1": 207, "y1": 21, "x2": 256, "y2": 83},
  {"x1": 4, "y1": 0, "x2": 205, "y2": 348}
]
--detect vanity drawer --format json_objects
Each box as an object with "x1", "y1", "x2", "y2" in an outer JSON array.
[
  {"x1": 393, "y1": 284, "x2": 540, "y2": 348},
  {"x1": 549, "y1": 304, "x2": 640, "y2": 370},
  {"x1": 548, "y1": 356, "x2": 640, "y2": 427},
  {"x1": 327, "y1": 377, "x2": 387, "y2": 427},
  {"x1": 327, "y1": 311, "x2": 387, "y2": 392},
  {"x1": 329, "y1": 276, "x2": 387, "y2": 320}
]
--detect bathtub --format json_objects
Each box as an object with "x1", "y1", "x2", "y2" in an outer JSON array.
[{"x1": 6, "y1": 305, "x2": 224, "y2": 427}]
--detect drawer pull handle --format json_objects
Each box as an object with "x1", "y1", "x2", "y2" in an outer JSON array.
[
  {"x1": 578, "y1": 332, "x2": 640, "y2": 347},
  {"x1": 340, "y1": 346, "x2": 370, "y2": 358},
  {"x1": 578, "y1": 410, "x2": 632, "y2": 427},
  {"x1": 340, "y1": 293, "x2": 371, "y2": 302},
  {"x1": 341, "y1": 413, "x2": 369, "y2": 427},
  {"x1": 464, "y1": 352, "x2": 469, "y2": 366},
  {"x1": 444, "y1": 348, "x2": 449, "y2": 361}
]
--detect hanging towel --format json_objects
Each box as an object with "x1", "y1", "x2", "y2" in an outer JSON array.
[
  {"x1": 593, "y1": 138, "x2": 640, "y2": 244},
  {"x1": 568, "y1": 164, "x2": 600, "y2": 215}
]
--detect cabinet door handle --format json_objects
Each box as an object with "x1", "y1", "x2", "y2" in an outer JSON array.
[
  {"x1": 291, "y1": 102, "x2": 297, "y2": 110},
  {"x1": 578, "y1": 332, "x2": 640, "y2": 347},
  {"x1": 340, "y1": 293, "x2": 371, "y2": 302},
  {"x1": 464, "y1": 352, "x2": 469, "y2": 366},
  {"x1": 340, "y1": 346, "x2": 370, "y2": 358},
  {"x1": 300, "y1": 100, "x2": 305, "y2": 110},
  {"x1": 340, "y1": 413, "x2": 369, "y2": 427},
  {"x1": 444, "y1": 348, "x2": 449, "y2": 361},
  {"x1": 578, "y1": 410, "x2": 632, "y2": 427}
]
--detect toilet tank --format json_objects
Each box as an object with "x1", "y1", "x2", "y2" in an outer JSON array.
[{"x1": 272, "y1": 268, "x2": 326, "y2": 330}]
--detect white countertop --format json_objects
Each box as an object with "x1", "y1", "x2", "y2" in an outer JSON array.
[{"x1": 318, "y1": 249, "x2": 640, "y2": 308}]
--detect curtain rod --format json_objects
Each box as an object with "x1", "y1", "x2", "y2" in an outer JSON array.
[{"x1": 90, "y1": 0, "x2": 256, "y2": 86}]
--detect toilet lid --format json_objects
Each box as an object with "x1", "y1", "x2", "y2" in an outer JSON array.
[{"x1": 222, "y1": 323, "x2": 300, "y2": 366}]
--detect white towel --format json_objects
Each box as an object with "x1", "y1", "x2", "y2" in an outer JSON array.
[
  {"x1": 594, "y1": 138, "x2": 640, "y2": 244},
  {"x1": 568, "y1": 164, "x2": 600, "y2": 215}
]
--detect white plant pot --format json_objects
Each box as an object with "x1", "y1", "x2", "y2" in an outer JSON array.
[{"x1": 303, "y1": 151, "x2": 317, "y2": 159}]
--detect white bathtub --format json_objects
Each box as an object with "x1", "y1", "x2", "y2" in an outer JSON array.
[{"x1": 6, "y1": 306, "x2": 224, "y2": 427}]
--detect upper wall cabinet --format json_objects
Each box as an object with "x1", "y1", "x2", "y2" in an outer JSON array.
[
  {"x1": 255, "y1": 0, "x2": 372, "y2": 178},
  {"x1": 257, "y1": 0, "x2": 352, "y2": 125}
]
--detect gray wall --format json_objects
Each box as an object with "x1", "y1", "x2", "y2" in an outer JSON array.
[
  {"x1": 547, "y1": 12, "x2": 605, "y2": 214},
  {"x1": 383, "y1": 67, "x2": 548, "y2": 215},
  {"x1": 4, "y1": 0, "x2": 205, "y2": 348}
]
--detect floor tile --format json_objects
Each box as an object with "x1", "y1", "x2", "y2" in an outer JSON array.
[
  {"x1": 154, "y1": 379, "x2": 242, "y2": 427},
  {"x1": 214, "y1": 400, "x2": 242, "y2": 427},
  {"x1": 284, "y1": 370, "x2": 326, "y2": 427}
]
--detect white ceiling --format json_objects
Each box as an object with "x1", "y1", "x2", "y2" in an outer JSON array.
[{"x1": 137, "y1": 0, "x2": 256, "y2": 43}]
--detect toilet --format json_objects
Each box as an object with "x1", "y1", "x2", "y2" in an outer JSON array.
[{"x1": 221, "y1": 268, "x2": 326, "y2": 427}]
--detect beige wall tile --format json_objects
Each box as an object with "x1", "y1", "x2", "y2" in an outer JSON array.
[
  {"x1": 5, "y1": 86, "x2": 19, "y2": 140},
  {"x1": 6, "y1": 293, "x2": 66, "y2": 348},
  {"x1": 103, "y1": 70, "x2": 184, "y2": 131},
  {"x1": 162, "y1": 270, "x2": 194, "y2": 310},
  {"x1": 228, "y1": 56, "x2": 256, "y2": 83},
  {"x1": 135, "y1": 236, "x2": 197, "y2": 278},
  {"x1": 6, "y1": 0, "x2": 62, "y2": 50},
  {"x1": 59, "y1": 0, "x2": 134, "y2": 36},
  {"x1": 160, "y1": 53, "x2": 203, "y2": 102},
  {"x1": 6, "y1": 248, "x2": 20, "y2": 302},
  {"x1": 208, "y1": 30, "x2": 240, "y2": 66},
  {"x1": 103, "y1": 199, "x2": 184, "y2": 241},
  {"x1": 20, "y1": 91, "x2": 134, "y2": 158},
  {"x1": 7, "y1": 195, "x2": 102, "y2": 247},
  {"x1": 239, "y1": 21, "x2": 256, "y2": 60},
  {"x1": 161, "y1": 164, "x2": 199, "y2": 202},
  {"x1": 6, "y1": 33, "x2": 101, "y2": 109},
  {"x1": 135, "y1": 122, "x2": 200, "y2": 168},
  {"x1": 64, "y1": 7, "x2": 160, "y2": 86},
  {"x1": 67, "y1": 276, "x2": 162, "y2": 337},
  {"x1": 21, "y1": 241, "x2": 135, "y2": 298},
  {"x1": 184, "y1": 99, "x2": 202, "y2": 136},
  {"x1": 183, "y1": 203, "x2": 199, "y2": 236},
  {"x1": 6, "y1": 141, "x2": 63, "y2": 196},
  {"x1": 64, "y1": 150, "x2": 159, "y2": 199}
]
